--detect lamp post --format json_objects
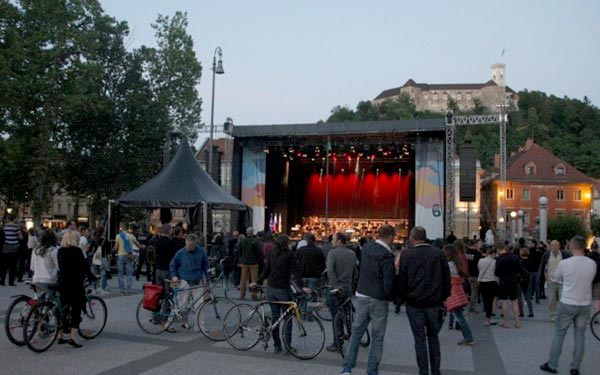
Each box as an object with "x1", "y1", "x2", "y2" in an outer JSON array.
[
  {"x1": 510, "y1": 210, "x2": 517, "y2": 245},
  {"x1": 539, "y1": 196, "x2": 548, "y2": 243},
  {"x1": 207, "y1": 47, "x2": 225, "y2": 180},
  {"x1": 517, "y1": 209, "x2": 524, "y2": 239}
]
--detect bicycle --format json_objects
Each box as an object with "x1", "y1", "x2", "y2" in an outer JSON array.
[
  {"x1": 331, "y1": 289, "x2": 371, "y2": 358},
  {"x1": 22, "y1": 282, "x2": 107, "y2": 353},
  {"x1": 135, "y1": 279, "x2": 234, "y2": 341},
  {"x1": 208, "y1": 256, "x2": 231, "y2": 298},
  {"x1": 4, "y1": 281, "x2": 41, "y2": 346},
  {"x1": 591, "y1": 310, "x2": 600, "y2": 341},
  {"x1": 223, "y1": 285, "x2": 326, "y2": 360}
]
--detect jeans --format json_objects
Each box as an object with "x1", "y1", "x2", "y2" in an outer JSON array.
[
  {"x1": 451, "y1": 308, "x2": 473, "y2": 341},
  {"x1": 301, "y1": 277, "x2": 319, "y2": 312},
  {"x1": 267, "y1": 287, "x2": 293, "y2": 349},
  {"x1": 527, "y1": 272, "x2": 540, "y2": 304},
  {"x1": 547, "y1": 302, "x2": 590, "y2": 370},
  {"x1": 0, "y1": 252, "x2": 17, "y2": 284},
  {"x1": 342, "y1": 296, "x2": 389, "y2": 375},
  {"x1": 517, "y1": 282, "x2": 533, "y2": 316},
  {"x1": 328, "y1": 286, "x2": 352, "y2": 344},
  {"x1": 547, "y1": 281, "x2": 562, "y2": 319},
  {"x1": 406, "y1": 305, "x2": 442, "y2": 375},
  {"x1": 468, "y1": 277, "x2": 479, "y2": 311},
  {"x1": 239, "y1": 264, "x2": 259, "y2": 299},
  {"x1": 117, "y1": 255, "x2": 134, "y2": 293}
]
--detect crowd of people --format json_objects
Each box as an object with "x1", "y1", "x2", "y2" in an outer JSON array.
[{"x1": 2, "y1": 215, "x2": 599, "y2": 374}]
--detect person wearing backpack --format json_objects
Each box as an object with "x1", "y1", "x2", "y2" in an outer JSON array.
[{"x1": 113, "y1": 222, "x2": 141, "y2": 295}]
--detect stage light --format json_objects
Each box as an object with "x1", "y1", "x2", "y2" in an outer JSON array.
[
  {"x1": 341, "y1": 168, "x2": 345, "y2": 173},
  {"x1": 371, "y1": 155, "x2": 376, "y2": 161},
  {"x1": 378, "y1": 145, "x2": 383, "y2": 152},
  {"x1": 263, "y1": 147, "x2": 270, "y2": 154}
]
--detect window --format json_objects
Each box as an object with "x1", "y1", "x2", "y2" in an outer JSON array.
[
  {"x1": 57, "y1": 203, "x2": 62, "y2": 213},
  {"x1": 456, "y1": 93, "x2": 462, "y2": 100},
  {"x1": 506, "y1": 188, "x2": 514, "y2": 199},
  {"x1": 433, "y1": 94, "x2": 438, "y2": 100},
  {"x1": 574, "y1": 190, "x2": 582, "y2": 201},
  {"x1": 556, "y1": 189, "x2": 564, "y2": 201},
  {"x1": 523, "y1": 188, "x2": 530, "y2": 200},
  {"x1": 573, "y1": 212, "x2": 582, "y2": 220},
  {"x1": 466, "y1": 93, "x2": 472, "y2": 100},
  {"x1": 442, "y1": 93, "x2": 448, "y2": 100},
  {"x1": 523, "y1": 211, "x2": 530, "y2": 227},
  {"x1": 423, "y1": 94, "x2": 428, "y2": 100},
  {"x1": 556, "y1": 210, "x2": 565, "y2": 217},
  {"x1": 555, "y1": 165, "x2": 565, "y2": 175}
]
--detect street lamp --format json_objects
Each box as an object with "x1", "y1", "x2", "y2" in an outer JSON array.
[{"x1": 208, "y1": 47, "x2": 225, "y2": 180}]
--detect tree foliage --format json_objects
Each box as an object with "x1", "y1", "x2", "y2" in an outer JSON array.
[
  {"x1": 548, "y1": 216, "x2": 587, "y2": 244},
  {"x1": 328, "y1": 90, "x2": 600, "y2": 177},
  {"x1": 0, "y1": 0, "x2": 202, "y2": 223}
]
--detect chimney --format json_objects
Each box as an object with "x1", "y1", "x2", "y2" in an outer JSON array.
[
  {"x1": 494, "y1": 153, "x2": 500, "y2": 169},
  {"x1": 525, "y1": 138, "x2": 534, "y2": 151}
]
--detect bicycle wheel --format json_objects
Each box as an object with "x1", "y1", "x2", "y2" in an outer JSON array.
[
  {"x1": 314, "y1": 287, "x2": 332, "y2": 321},
  {"x1": 197, "y1": 296, "x2": 235, "y2": 341},
  {"x1": 283, "y1": 311, "x2": 325, "y2": 360},
  {"x1": 333, "y1": 311, "x2": 351, "y2": 358},
  {"x1": 223, "y1": 303, "x2": 262, "y2": 351},
  {"x1": 135, "y1": 298, "x2": 172, "y2": 335},
  {"x1": 23, "y1": 302, "x2": 59, "y2": 353},
  {"x1": 79, "y1": 296, "x2": 107, "y2": 339},
  {"x1": 591, "y1": 310, "x2": 600, "y2": 341},
  {"x1": 4, "y1": 296, "x2": 33, "y2": 346}
]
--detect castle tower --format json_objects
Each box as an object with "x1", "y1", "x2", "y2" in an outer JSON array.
[{"x1": 491, "y1": 63, "x2": 506, "y2": 86}]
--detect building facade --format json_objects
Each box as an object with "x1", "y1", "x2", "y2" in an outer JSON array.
[
  {"x1": 373, "y1": 63, "x2": 518, "y2": 112},
  {"x1": 196, "y1": 137, "x2": 234, "y2": 234},
  {"x1": 481, "y1": 139, "x2": 593, "y2": 239}
]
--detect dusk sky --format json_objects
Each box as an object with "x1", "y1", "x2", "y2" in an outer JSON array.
[{"x1": 100, "y1": 0, "x2": 600, "y2": 130}]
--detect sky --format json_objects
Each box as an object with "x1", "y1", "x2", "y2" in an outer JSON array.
[{"x1": 99, "y1": 0, "x2": 600, "y2": 130}]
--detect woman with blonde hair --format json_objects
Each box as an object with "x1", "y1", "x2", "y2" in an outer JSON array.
[{"x1": 57, "y1": 230, "x2": 96, "y2": 347}]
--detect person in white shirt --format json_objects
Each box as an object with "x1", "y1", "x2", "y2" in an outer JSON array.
[
  {"x1": 540, "y1": 236, "x2": 597, "y2": 375},
  {"x1": 30, "y1": 229, "x2": 60, "y2": 298},
  {"x1": 477, "y1": 246, "x2": 498, "y2": 326}
]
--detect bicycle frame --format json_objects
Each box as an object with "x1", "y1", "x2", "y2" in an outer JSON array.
[{"x1": 169, "y1": 282, "x2": 215, "y2": 315}]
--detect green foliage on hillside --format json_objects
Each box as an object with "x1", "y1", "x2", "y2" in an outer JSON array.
[{"x1": 328, "y1": 91, "x2": 600, "y2": 177}]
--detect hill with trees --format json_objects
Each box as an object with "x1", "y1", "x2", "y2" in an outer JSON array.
[{"x1": 327, "y1": 91, "x2": 600, "y2": 177}]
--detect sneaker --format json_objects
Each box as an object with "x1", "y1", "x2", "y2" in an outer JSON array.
[
  {"x1": 340, "y1": 367, "x2": 352, "y2": 375},
  {"x1": 528, "y1": 313, "x2": 534, "y2": 318},
  {"x1": 570, "y1": 369, "x2": 580, "y2": 375},
  {"x1": 273, "y1": 346, "x2": 282, "y2": 354},
  {"x1": 326, "y1": 344, "x2": 339, "y2": 352},
  {"x1": 181, "y1": 323, "x2": 191, "y2": 330},
  {"x1": 457, "y1": 340, "x2": 474, "y2": 346},
  {"x1": 540, "y1": 363, "x2": 557, "y2": 374}
]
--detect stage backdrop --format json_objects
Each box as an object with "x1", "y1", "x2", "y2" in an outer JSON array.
[
  {"x1": 241, "y1": 148, "x2": 266, "y2": 231},
  {"x1": 303, "y1": 171, "x2": 410, "y2": 219},
  {"x1": 415, "y1": 141, "x2": 444, "y2": 239}
]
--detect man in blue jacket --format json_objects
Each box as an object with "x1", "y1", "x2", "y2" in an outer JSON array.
[
  {"x1": 341, "y1": 225, "x2": 396, "y2": 375},
  {"x1": 169, "y1": 233, "x2": 208, "y2": 330}
]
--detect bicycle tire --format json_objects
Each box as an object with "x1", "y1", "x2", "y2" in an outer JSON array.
[
  {"x1": 4, "y1": 296, "x2": 32, "y2": 346},
  {"x1": 314, "y1": 286, "x2": 332, "y2": 321},
  {"x1": 223, "y1": 303, "x2": 262, "y2": 351},
  {"x1": 135, "y1": 298, "x2": 172, "y2": 335},
  {"x1": 196, "y1": 296, "x2": 235, "y2": 341},
  {"x1": 333, "y1": 311, "x2": 350, "y2": 358},
  {"x1": 282, "y1": 311, "x2": 325, "y2": 360},
  {"x1": 78, "y1": 296, "x2": 108, "y2": 339},
  {"x1": 23, "y1": 301, "x2": 59, "y2": 353},
  {"x1": 591, "y1": 310, "x2": 600, "y2": 341}
]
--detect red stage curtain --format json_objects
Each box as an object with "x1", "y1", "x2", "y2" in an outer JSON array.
[{"x1": 304, "y1": 172, "x2": 410, "y2": 218}]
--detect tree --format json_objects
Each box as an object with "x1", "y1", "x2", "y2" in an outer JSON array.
[
  {"x1": 548, "y1": 216, "x2": 587, "y2": 244},
  {"x1": 146, "y1": 12, "x2": 202, "y2": 142}
]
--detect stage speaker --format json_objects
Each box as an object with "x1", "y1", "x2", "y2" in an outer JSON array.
[{"x1": 459, "y1": 144, "x2": 476, "y2": 202}]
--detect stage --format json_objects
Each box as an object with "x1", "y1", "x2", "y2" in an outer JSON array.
[{"x1": 230, "y1": 119, "x2": 447, "y2": 240}]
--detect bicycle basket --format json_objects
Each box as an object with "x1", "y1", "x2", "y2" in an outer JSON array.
[{"x1": 142, "y1": 283, "x2": 164, "y2": 311}]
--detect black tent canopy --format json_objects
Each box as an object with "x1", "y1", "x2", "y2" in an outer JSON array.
[{"x1": 116, "y1": 139, "x2": 245, "y2": 210}]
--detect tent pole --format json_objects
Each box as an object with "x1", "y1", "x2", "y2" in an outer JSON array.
[{"x1": 202, "y1": 201, "x2": 208, "y2": 247}]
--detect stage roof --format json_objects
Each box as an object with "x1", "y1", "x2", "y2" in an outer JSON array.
[{"x1": 232, "y1": 118, "x2": 445, "y2": 138}]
